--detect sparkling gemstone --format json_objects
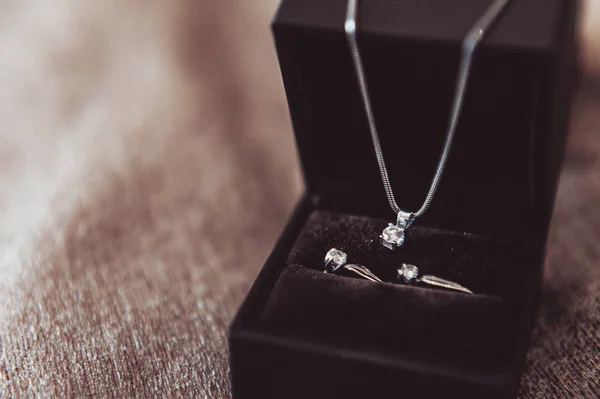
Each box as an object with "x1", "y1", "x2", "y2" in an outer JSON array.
[
  {"x1": 325, "y1": 248, "x2": 347, "y2": 272},
  {"x1": 381, "y1": 224, "x2": 405, "y2": 250},
  {"x1": 398, "y1": 264, "x2": 420, "y2": 283}
]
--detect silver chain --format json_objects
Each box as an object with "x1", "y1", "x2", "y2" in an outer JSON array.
[{"x1": 345, "y1": 0, "x2": 511, "y2": 218}]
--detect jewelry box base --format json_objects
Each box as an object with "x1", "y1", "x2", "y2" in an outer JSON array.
[
  {"x1": 229, "y1": 197, "x2": 543, "y2": 399},
  {"x1": 229, "y1": 0, "x2": 577, "y2": 395}
]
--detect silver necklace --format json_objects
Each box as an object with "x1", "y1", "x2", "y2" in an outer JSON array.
[{"x1": 345, "y1": 0, "x2": 512, "y2": 250}]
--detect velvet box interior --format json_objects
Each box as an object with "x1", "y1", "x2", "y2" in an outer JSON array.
[{"x1": 229, "y1": 0, "x2": 577, "y2": 398}]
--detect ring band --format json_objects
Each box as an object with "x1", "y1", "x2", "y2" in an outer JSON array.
[
  {"x1": 324, "y1": 248, "x2": 383, "y2": 283},
  {"x1": 397, "y1": 263, "x2": 473, "y2": 294}
]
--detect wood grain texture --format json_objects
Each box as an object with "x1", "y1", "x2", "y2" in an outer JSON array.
[{"x1": 0, "y1": 1, "x2": 598, "y2": 397}]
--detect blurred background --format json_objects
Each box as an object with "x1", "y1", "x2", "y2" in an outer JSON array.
[{"x1": 0, "y1": 1, "x2": 598, "y2": 397}]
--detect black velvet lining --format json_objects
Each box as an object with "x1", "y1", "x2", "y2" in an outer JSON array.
[{"x1": 257, "y1": 210, "x2": 538, "y2": 372}]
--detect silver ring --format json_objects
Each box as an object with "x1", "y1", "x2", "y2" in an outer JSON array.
[
  {"x1": 397, "y1": 264, "x2": 473, "y2": 295},
  {"x1": 324, "y1": 248, "x2": 383, "y2": 283}
]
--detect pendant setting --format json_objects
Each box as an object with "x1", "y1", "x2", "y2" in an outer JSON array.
[{"x1": 380, "y1": 210, "x2": 414, "y2": 250}]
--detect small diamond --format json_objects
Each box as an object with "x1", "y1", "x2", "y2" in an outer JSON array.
[
  {"x1": 398, "y1": 264, "x2": 419, "y2": 283},
  {"x1": 325, "y1": 248, "x2": 347, "y2": 272},
  {"x1": 380, "y1": 224, "x2": 405, "y2": 250}
]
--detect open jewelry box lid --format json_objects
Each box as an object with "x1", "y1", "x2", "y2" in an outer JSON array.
[{"x1": 273, "y1": 0, "x2": 576, "y2": 241}]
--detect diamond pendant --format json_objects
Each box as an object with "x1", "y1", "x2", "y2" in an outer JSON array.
[{"x1": 380, "y1": 210, "x2": 414, "y2": 250}]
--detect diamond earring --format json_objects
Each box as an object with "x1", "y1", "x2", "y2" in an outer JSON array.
[
  {"x1": 324, "y1": 248, "x2": 382, "y2": 283},
  {"x1": 397, "y1": 263, "x2": 473, "y2": 294}
]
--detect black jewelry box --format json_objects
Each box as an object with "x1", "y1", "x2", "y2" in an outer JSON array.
[{"x1": 228, "y1": 0, "x2": 577, "y2": 398}]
